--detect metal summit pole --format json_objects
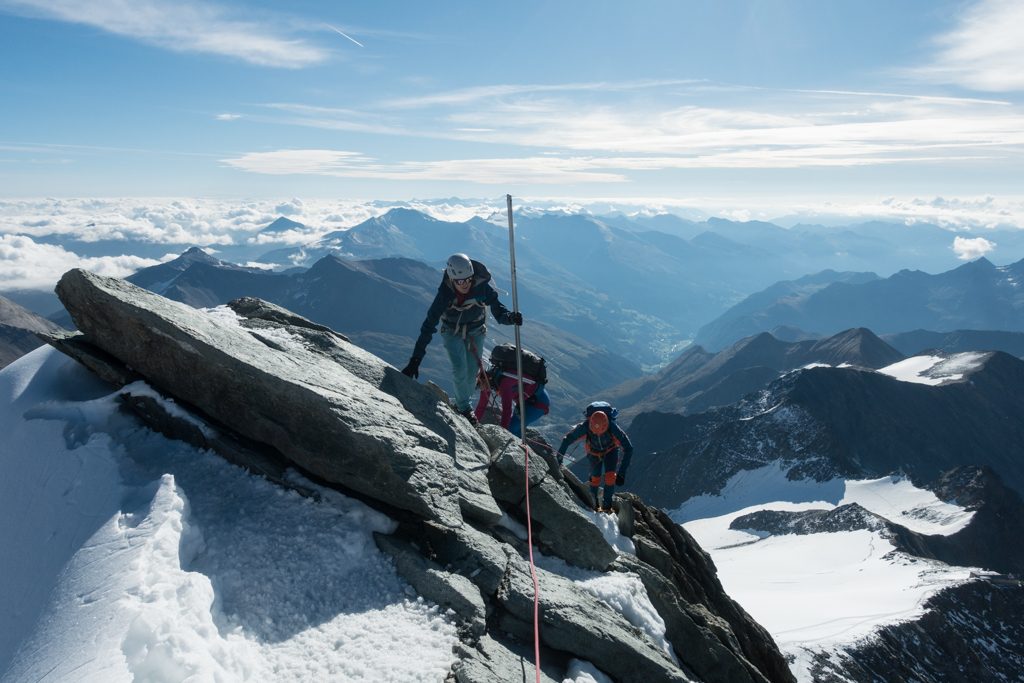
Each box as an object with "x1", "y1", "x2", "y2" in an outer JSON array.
[
  {"x1": 506, "y1": 194, "x2": 541, "y2": 683},
  {"x1": 506, "y1": 194, "x2": 527, "y2": 442}
]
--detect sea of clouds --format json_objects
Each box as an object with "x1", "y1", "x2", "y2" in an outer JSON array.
[{"x1": 2, "y1": 195, "x2": 1022, "y2": 293}]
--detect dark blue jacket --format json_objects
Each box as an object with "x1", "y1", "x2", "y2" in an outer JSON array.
[
  {"x1": 558, "y1": 419, "x2": 634, "y2": 475},
  {"x1": 411, "y1": 259, "x2": 514, "y2": 360}
]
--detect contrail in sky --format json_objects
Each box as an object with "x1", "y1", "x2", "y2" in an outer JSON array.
[{"x1": 326, "y1": 24, "x2": 364, "y2": 48}]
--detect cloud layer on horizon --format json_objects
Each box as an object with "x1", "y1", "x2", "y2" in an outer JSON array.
[{"x1": 0, "y1": 234, "x2": 169, "y2": 290}]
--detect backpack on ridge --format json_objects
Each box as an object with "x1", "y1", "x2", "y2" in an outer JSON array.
[{"x1": 489, "y1": 343, "x2": 547, "y2": 384}]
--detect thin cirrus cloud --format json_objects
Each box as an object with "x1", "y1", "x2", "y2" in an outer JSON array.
[
  {"x1": 0, "y1": 0, "x2": 329, "y2": 68},
  {"x1": 221, "y1": 150, "x2": 625, "y2": 184},
  {"x1": 907, "y1": 0, "x2": 1024, "y2": 91},
  {"x1": 378, "y1": 79, "x2": 704, "y2": 109},
  {"x1": 234, "y1": 85, "x2": 1024, "y2": 181}
]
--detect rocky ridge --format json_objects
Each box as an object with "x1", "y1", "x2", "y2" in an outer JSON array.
[{"x1": 45, "y1": 269, "x2": 794, "y2": 683}]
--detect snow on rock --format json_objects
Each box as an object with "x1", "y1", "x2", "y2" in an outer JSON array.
[
  {"x1": 0, "y1": 347, "x2": 459, "y2": 682},
  {"x1": 673, "y1": 462, "x2": 978, "y2": 682},
  {"x1": 841, "y1": 476, "x2": 973, "y2": 536},
  {"x1": 535, "y1": 553, "x2": 673, "y2": 660},
  {"x1": 673, "y1": 463, "x2": 973, "y2": 536},
  {"x1": 877, "y1": 352, "x2": 988, "y2": 386}
]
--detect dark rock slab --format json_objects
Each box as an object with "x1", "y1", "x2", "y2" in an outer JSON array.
[
  {"x1": 55, "y1": 269, "x2": 468, "y2": 526},
  {"x1": 497, "y1": 553, "x2": 691, "y2": 683},
  {"x1": 484, "y1": 426, "x2": 617, "y2": 571},
  {"x1": 374, "y1": 533, "x2": 487, "y2": 639},
  {"x1": 226, "y1": 297, "x2": 502, "y2": 525},
  {"x1": 450, "y1": 633, "x2": 564, "y2": 683}
]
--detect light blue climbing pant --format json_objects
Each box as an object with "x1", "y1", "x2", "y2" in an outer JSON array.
[{"x1": 442, "y1": 328, "x2": 485, "y2": 412}]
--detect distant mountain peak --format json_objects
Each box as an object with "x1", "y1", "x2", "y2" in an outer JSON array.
[
  {"x1": 261, "y1": 216, "x2": 306, "y2": 233},
  {"x1": 379, "y1": 207, "x2": 434, "y2": 222},
  {"x1": 955, "y1": 256, "x2": 996, "y2": 272},
  {"x1": 180, "y1": 246, "x2": 221, "y2": 263}
]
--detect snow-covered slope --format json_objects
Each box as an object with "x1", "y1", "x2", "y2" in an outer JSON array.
[
  {"x1": 876, "y1": 351, "x2": 988, "y2": 385},
  {"x1": 0, "y1": 346, "x2": 667, "y2": 683},
  {"x1": 0, "y1": 347, "x2": 460, "y2": 682},
  {"x1": 672, "y1": 465, "x2": 981, "y2": 683}
]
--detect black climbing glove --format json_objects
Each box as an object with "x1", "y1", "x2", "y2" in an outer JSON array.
[
  {"x1": 615, "y1": 473, "x2": 625, "y2": 487},
  {"x1": 503, "y1": 311, "x2": 523, "y2": 326},
  {"x1": 401, "y1": 356, "x2": 421, "y2": 379}
]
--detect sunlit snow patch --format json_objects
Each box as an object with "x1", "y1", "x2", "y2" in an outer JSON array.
[
  {"x1": 841, "y1": 476, "x2": 973, "y2": 536},
  {"x1": 535, "y1": 553, "x2": 675, "y2": 662},
  {"x1": 671, "y1": 462, "x2": 977, "y2": 683},
  {"x1": 877, "y1": 352, "x2": 987, "y2": 386}
]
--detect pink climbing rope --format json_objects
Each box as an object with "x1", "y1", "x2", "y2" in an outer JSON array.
[{"x1": 521, "y1": 440, "x2": 542, "y2": 683}]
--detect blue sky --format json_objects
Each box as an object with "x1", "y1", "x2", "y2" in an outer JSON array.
[{"x1": 1, "y1": 0, "x2": 1022, "y2": 209}]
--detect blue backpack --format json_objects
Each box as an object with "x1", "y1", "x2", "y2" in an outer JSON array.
[{"x1": 584, "y1": 401, "x2": 619, "y2": 420}]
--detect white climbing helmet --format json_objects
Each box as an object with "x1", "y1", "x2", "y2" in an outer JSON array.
[{"x1": 445, "y1": 253, "x2": 474, "y2": 281}]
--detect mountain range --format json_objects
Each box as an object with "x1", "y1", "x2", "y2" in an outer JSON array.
[
  {"x1": 696, "y1": 257, "x2": 1024, "y2": 350},
  {"x1": 249, "y1": 208, "x2": 1024, "y2": 358},
  {"x1": 123, "y1": 247, "x2": 642, "y2": 424},
  {"x1": 9, "y1": 205, "x2": 1024, "y2": 368},
  {"x1": 599, "y1": 328, "x2": 904, "y2": 422},
  {"x1": 627, "y1": 350, "x2": 1024, "y2": 510}
]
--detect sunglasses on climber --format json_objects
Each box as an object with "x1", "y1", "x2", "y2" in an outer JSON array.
[{"x1": 453, "y1": 277, "x2": 472, "y2": 286}]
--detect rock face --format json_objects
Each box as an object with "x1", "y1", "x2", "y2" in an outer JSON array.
[
  {"x1": 49, "y1": 269, "x2": 794, "y2": 683},
  {"x1": 807, "y1": 578, "x2": 1024, "y2": 683},
  {"x1": 628, "y1": 357, "x2": 1024, "y2": 511},
  {"x1": 56, "y1": 268, "x2": 483, "y2": 528},
  {"x1": 0, "y1": 294, "x2": 67, "y2": 368}
]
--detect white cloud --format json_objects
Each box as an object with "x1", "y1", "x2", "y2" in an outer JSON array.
[
  {"x1": 221, "y1": 150, "x2": 626, "y2": 184},
  {"x1": 274, "y1": 199, "x2": 304, "y2": 216},
  {"x1": 258, "y1": 86, "x2": 1024, "y2": 172},
  {"x1": 952, "y1": 235, "x2": 997, "y2": 260},
  {"x1": 3, "y1": 197, "x2": 1022, "y2": 261},
  {"x1": 0, "y1": 234, "x2": 168, "y2": 290},
  {"x1": 912, "y1": 0, "x2": 1024, "y2": 91},
  {"x1": 0, "y1": 198, "x2": 503, "y2": 249},
  {"x1": 216, "y1": 113, "x2": 242, "y2": 121},
  {"x1": 379, "y1": 79, "x2": 702, "y2": 109},
  {"x1": 0, "y1": 0, "x2": 329, "y2": 68}
]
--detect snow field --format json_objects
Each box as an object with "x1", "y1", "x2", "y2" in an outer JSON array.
[
  {"x1": 877, "y1": 351, "x2": 988, "y2": 385},
  {"x1": 674, "y1": 462, "x2": 978, "y2": 683}
]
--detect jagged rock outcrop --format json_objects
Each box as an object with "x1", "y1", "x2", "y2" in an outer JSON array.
[
  {"x1": 0, "y1": 294, "x2": 67, "y2": 368},
  {"x1": 55, "y1": 268, "x2": 496, "y2": 528},
  {"x1": 601, "y1": 327, "x2": 903, "y2": 422},
  {"x1": 613, "y1": 495, "x2": 792, "y2": 683},
  {"x1": 629, "y1": 357, "x2": 1024, "y2": 512},
  {"x1": 49, "y1": 269, "x2": 795, "y2": 683},
  {"x1": 807, "y1": 577, "x2": 1024, "y2": 683}
]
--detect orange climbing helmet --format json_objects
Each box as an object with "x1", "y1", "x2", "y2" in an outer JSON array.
[{"x1": 588, "y1": 410, "x2": 609, "y2": 435}]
